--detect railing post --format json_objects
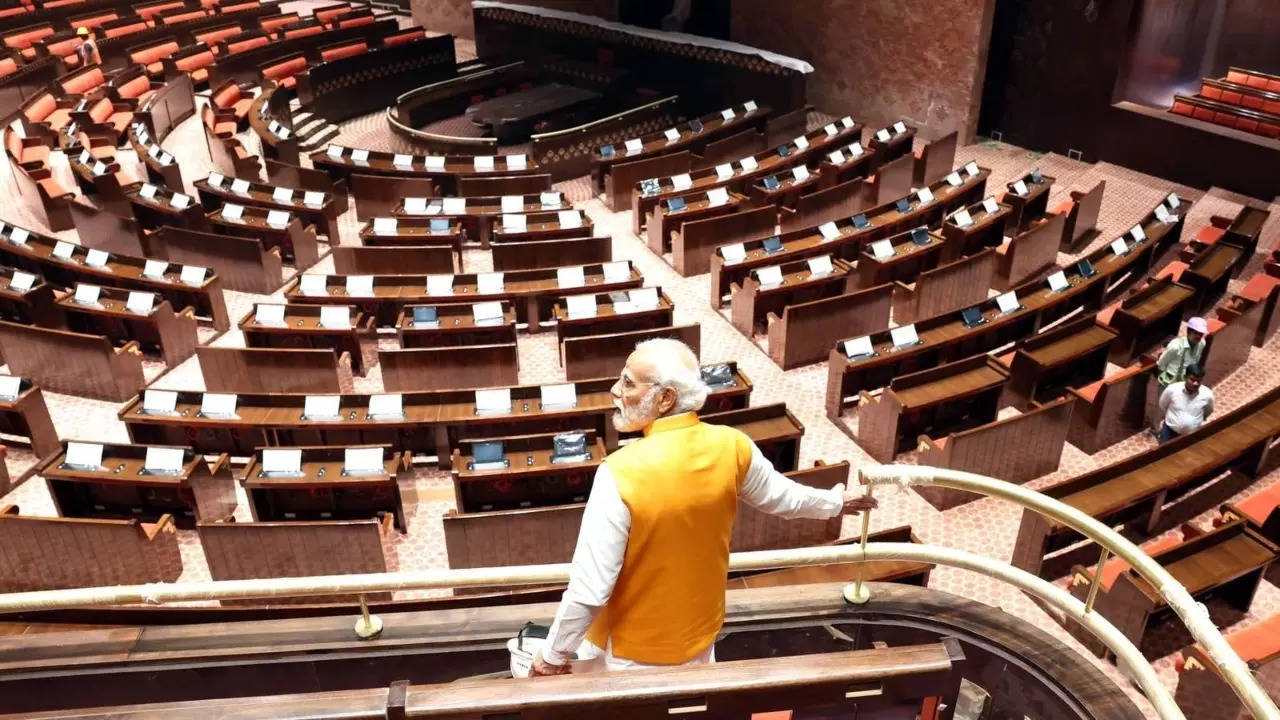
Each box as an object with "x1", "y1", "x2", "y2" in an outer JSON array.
[
  {"x1": 354, "y1": 593, "x2": 383, "y2": 639},
  {"x1": 1084, "y1": 547, "x2": 1110, "y2": 614},
  {"x1": 844, "y1": 472, "x2": 874, "y2": 605}
]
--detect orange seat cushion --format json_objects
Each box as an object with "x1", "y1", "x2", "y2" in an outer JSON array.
[
  {"x1": 1156, "y1": 261, "x2": 1189, "y2": 282},
  {"x1": 1240, "y1": 273, "x2": 1280, "y2": 303},
  {"x1": 931, "y1": 435, "x2": 949, "y2": 450},
  {"x1": 751, "y1": 713, "x2": 793, "y2": 720},
  {"x1": 1195, "y1": 226, "x2": 1226, "y2": 246},
  {"x1": 995, "y1": 351, "x2": 1015, "y2": 367},
  {"x1": 1099, "y1": 534, "x2": 1183, "y2": 590},
  {"x1": 88, "y1": 98, "x2": 114, "y2": 123},
  {"x1": 321, "y1": 42, "x2": 365, "y2": 62},
  {"x1": 1052, "y1": 200, "x2": 1074, "y2": 216},
  {"x1": 61, "y1": 67, "x2": 105, "y2": 95},
  {"x1": 264, "y1": 56, "x2": 306, "y2": 80},
  {"x1": 1076, "y1": 378, "x2": 1105, "y2": 403},
  {"x1": 1234, "y1": 482, "x2": 1280, "y2": 526},
  {"x1": 23, "y1": 93, "x2": 56, "y2": 123},
  {"x1": 1096, "y1": 300, "x2": 1122, "y2": 327},
  {"x1": 1224, "y1": 613, "x2": 1280, "y2": 663},
  {"x1": 213, "y1": 120, "x2": 236, "y2": 137},
  {"x1": 212, "y1": 84, "x2": 241, "y2": 108},
  {"x1": 0, "y1": 57, "x2": 16, "y2": 78},
  {"x1": 117, "y1": 75, "x2": 152, "y2": 100}
]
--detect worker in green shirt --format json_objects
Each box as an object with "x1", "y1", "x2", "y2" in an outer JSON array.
[{"x1": 1151, "y1": 316, "x2": 1207, "y2": 436}]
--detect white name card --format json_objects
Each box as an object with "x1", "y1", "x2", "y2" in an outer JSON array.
[
  {"x1": 350, "y1": 148, "x2": 369, "y2": 162},
  {"x1": 73, "y1": 283, "x2": 101, "y2": 305},
  {"x1": 501, "y1": 195, "x2": 524, "y2": 213},
  {"x1": 501, "y1": 213, "x2": 527, "y2": 232},
  {"x1": 720, "y1": 243, "x2": 746, "y2": 263},
  {"x1": 9, "y1": 227, "x2": 29, "y2": 245},
  {"x1": 327, "y1": 145, "x2": 345, "y2": 159},
  {"x1": 841, "y1": 116, "x2": 854, "y2": 128},
  {"x1": 541, "y1": 382, "x2": 576, "y2": 408},
  {"x1": 744, "y1": 100, "x2": 758, "y2": 113},
  {"x1": 715, "y1": 163, "x2": 733, "y2": 181},
  {"x1": 477, "y1": 272, "x2": 505, "y2": 294},
  {"x1": 345, "y1": 275, "x2": 373, "y2": 297},
  {"x1": 148, "y1": 146, "x2": 162, "y2": 160},
  {"x1": 664, "y1": 128, "x2": 680, "y2": 142},
  {"x1": 85, "y1": 249, "x2": 109, "y2": 267},
  {"x1": 140, "y1": 183, "x2": 158, "y2": 199},
  {"x1": 792, "y1": 165, "x2": 811, "y2": 182},
  {"x1": 951, "y1": 209, "x2": 973, "y2": 228},
  {"x1": 222, "y1": 203, "x2": 245, "y2": 221},
  {"x1": 179, "y1": 265, "x2": 206, "y2": 286},
  {"x1": 916, "y1": 187, "x2": 934, "y2": 204},
  {"x1": 506, "y1": 154, "x2": 527, "y2": 170},
  {"x1": 442, "y1": 197, "x2": 466, "y2": 214},
  {"x1": 261, "y1": 448, "x2": 301, "y2": 474},
  {"x1": 142, "y1": 389, "x2": 178, "y2": 413},
  {"x1": 368, "y1": 393, "x2": 403, "y2": 418},
  {"x1": 266, "y1": 210, "x2": 290, "y2": 228},
  {"x1": 602, "y1": 260, "x2": 630, "y2": 282},
  {"x1": 540, "y1": 191, "x2": 562, "y2": 208},
  {"x1": 876, "y1": 129, "x2": 891, "y2": 142},
  {"x1": 230, "y1": 178, "x2": 251, "y2": 195},
  {"x1": 0, "y1": 375, "x2": 19, "y2": 400},
  {"x1": 848, "y1": 142, "x2": 864, "y2": 156},
  {"x1": 1110, "y1": 238, "x2": 1129, "y2": 256},
  {"x1": 424, "y1": 155, "x2": 444, "y2": 169},
  {"x1": 91, "y1": 161, "x2": 107, "y2": 176},
  {"x1": 1154, "y1": 204, "x2": 1172, "y2": 223},
  {"x1": 426, "y1": 274, "x2": 454, "y2": 296},
  {"x1": 755, "y1": 264, "x2": 783, "y2": 287},
  {"x1": 844, "y1": 335, "x2": 874, "y2": 358},
  {"x1": 473, "y1": 155, "x2": 495, "y2": 171},
  {"x1": 893, "y1": 121, "x2": 907, "y2": 134},
  {"x1": 890, "y1": 323, "x2": 919, "y2": 347},
  {"x1": 472, "y1": 300, "x2": 504, "y2": 322},
  {"x1": 143, "y1": 259, "x2": 168, "y2": 279},
  {"x1": 1166, "y1": 192, "x2": 1180, "y2": 209},
  {"x1": 807, "y1": 255, "x2": 833, "y2": 276},
  {"x1": 344, "y1": 447, "x2": 384, "y2": 473},
  {"x1": 624, "y1": 138, "x2": 643, "y2": 154},
  {"x1": 557, "y1": 265, "x2": 586, "y2": 289},
  {"x1": 565, "y1": 293, "x2": 597, "y2": 318},
  {"x1": 1047, "y1": 271, "x2": 1069, "y2": 292},
  {"x1": 373, "y1": 217, "x2": 398, "y2": 235},
  {"x1": 299, "y1": 274, "x2": 328, "y2": 296},
  {"x1": 870, "y1": 239, "x2": 894, "y2": 259},
  {"x1": 828, "y1": 149, "x2": 845, "y2": 165},
  {"x1": 303, "y1": 190, "x2": 324, "y2": 207},
  {"x1": 823, "y1": 123, "x2": 838, "y2": 136},
  {"x1": 558, "y1": 209, "x2": 583, "y2": 229},
  {"x1": 304, "y1": 394, "x2": 340, "y2": 419},
  {"x1": 739, "y1": 156, "x2": 758, "y2": 172},
  {"x1": 207, "y1": 173, "x2": 225, "y2": 188},
  {"x1": 721, "y1": 108, "x2": 735, "y2": 121},
  {"x1": 256, "y1": 303, "x2": 286, "y2": 326},
  {"x1": 996, "y1": 291, "x2": 1020, "y2": 313},
  {"x1": 707, "y1": 187, "x2": 729, "y2": 207},
  {"x1": 170, "y1": 193, "x2": 191, "y2": 209},
  {"x1": 671, "y1": 173, "x2": 693, "y2": 191},
  {"x1": 272, "y1": 187, "x2": 294, "y2": 204},
  {"x1": 982, "y1": 197, "x2": 999, "y2": 215},
  {"x1": 126, "y1": 291, "x2": 154, "y2": 314},
  {"x1": 1012, "y1": 180, "x2": 1029, "y2": 196},
  {"x1": 8, "y1": 271, "x2": 35, "y2": 291},
  {"x1": 144, "y1": 446, "x2": 185, "y2": 472},
  {"x1": 793, "y1": 135, "x2": 809, "y2": 150},
  {"x1": 630, "y1": 287, "x2": 659, "y2": 308},
  {"x1": 1130, "y1": 224, "x2": 1146, "y2": 242},
  {"x1": 818, "y1": 221, "x2": 840, "y2": 240},
  {"x1": 405, "y1": 197, "x2": 429, "y2": 214},
  {"x1": 945, "y1": 172, "x2": 963, "y2": 187},
  {"x1": 65, "y1": 441, "x2": 104, "y2": 469},
  {"x1": 475, "y1": 388, "x2": 511, "y2": 413},
  {"x1": 393, "y1": 153, "x2": 413, "y2": 168},
  {"x1": 52, "y1": 241, "x2": 75, "y2": 259},
  {"x1": 200, "y1": 392, "x2": 238, "y2": 417},
  {"x1": 965, "y1": 161, "x2": 980, "y2": 177}
]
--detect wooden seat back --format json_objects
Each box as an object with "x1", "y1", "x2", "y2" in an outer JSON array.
[
  {"x1": 196, "y1": 345, "x2": 347, "y2": 393},
  {"x1": 564, "y1": 324, "x2": 700, "y2": 381},
  {"x1": 380, "y1": 343, "x2": 519, "y2": 391},
  {"x1": 0, "y1": 320, "x2": 144, "y2": 401},
  {"x1": 892, "y1": 247, "x2": 996, "y2": 324}
]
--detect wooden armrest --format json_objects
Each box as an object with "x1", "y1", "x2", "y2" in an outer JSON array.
[
  {"x1": 362, "y1": 315, "x2": 377, "y2": 331},
  {"x1": 893, "y1": 280, "x2": 914, "y2": 293},
  {"x1": 18, "y1": 135, "x2": 45, "y2": 148},
  {"x1": 0, "y1": 504, "x2": 18, "y2": 516},
  {"x1": 778, "y1": 206, "x2": 796, "y2": 217},
  {"x1": 1179, "y1": 522, "x2": 1202, "y2": 540},
  {"x1": 180, "y1": 306, "x2": 196, "y2": 318},
  {"x1": 27, "y1": 165, "x2": 52, "y2": 180},
  {"x1": 19, "y1": 159, "x2": 45, "y2": 171},
  {"x1": 399, "y1": 449, "x2": 412, "y2": 471},
  {"x1": 207, "y1": 452, "x2": 232, "y2": 476},
  {"x1": 379, "y1": 512, "x2": 394, "y2": 536},
  {"x1": 118, "y1": 340, "x2": 142, "y2": 356},
  {"x1": 857, "y1": 390, "x2": 876, "y2": 404},
  {"x1": 267, "y1": 246, "x2": 281, "y2": 259},
  {"x1": 142, "y1": 513, "x2": 175, "y2": 540},
  {"x1": 338, "y1": 350, "x2": 352, "y2": 368},
  {"x1": 1209, "y1": 215, "x2": 1231, "y2": 228}
]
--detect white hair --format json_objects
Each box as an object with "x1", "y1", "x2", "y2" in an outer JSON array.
[{"x1": 634, "y1": 338, "x2": 709, "y2": 414}]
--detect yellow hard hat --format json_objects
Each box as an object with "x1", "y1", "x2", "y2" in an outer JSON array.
[{"x1": 76, "y1": 27, "x2": 89, "y2": 36}]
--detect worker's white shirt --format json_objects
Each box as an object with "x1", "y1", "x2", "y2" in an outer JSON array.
[
  {"x1": 1160, "y1": 382, "x2": 1214, "y2": 434},
  {"x1": 540, "y1": 441, "x2": 844, "y2": 667}
]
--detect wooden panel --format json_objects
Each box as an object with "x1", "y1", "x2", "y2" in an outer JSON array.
[
  {"x1": 673, "y1": 205, "x2": 776, "y2": 276},
  {"x1": 351, "y1": 173, "x2": 437, "y2": 221},
  {"x1": 997, "y1": 212, "x2": 1064, "y2": 290},
  {"x1": 693, "y1": 127, "x2": 767, "y2": 169},
  {"x1": 443, "y1": 505, "x2": 582, "y2": 569},
  {"x1": 768, "y1": 284, "x2": 894, "y2": 370},
  {"x1": 457, "y1": 173, "x2": 552, "y2": 197},
  {"x1": 732, "y1": 462, "x2": 848, "y2": 551},
  {"x1": 491, "y1": 236, "x2": 611, "y2": 271},
  {"x1": 0, "y1": 512, "x2": 179, "y2": 592},
  {"x1": 607, "y1": 150, "x2": 690, "y2": 212},
  {"x1": 380, "y1": 343, "x2": 519, "y2": 391},
  {"x1": 195, "y1": 346, "x2": 343, "y2": 393},
  {"x1": 153, "y1": 226, "x2": 283, "y2": 295},
  {"x1": 0, "y1": 321, "x2": 144, "y2": 402},
  {"x1": 330, "y1": 245, "x2": 455, "y2": 275},
  {"x1": 564, "y1": 324, "x2": 701, "y2": 382},
  {"x1": 780, "y1": 175, "x2": 867, "y2": 234},
  {"x1": 893, "y1": 248, "x2": 997, "y2": 324}
]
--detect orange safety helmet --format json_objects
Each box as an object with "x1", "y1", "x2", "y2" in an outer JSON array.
[{"x1": 76, "y1": 27, "x2": 90, "y2": 37}]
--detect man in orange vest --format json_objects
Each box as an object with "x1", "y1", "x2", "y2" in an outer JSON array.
[{"x1": 530, "y1": 338, "x2": 877, "y2": 675}]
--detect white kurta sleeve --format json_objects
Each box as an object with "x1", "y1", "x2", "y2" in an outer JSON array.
[
  {"x1": 738, "y1": 443, "x2": 844, "y2": 519},
  {"x1": 540, "y1": 463, "x2": 630, "y2": 665}
]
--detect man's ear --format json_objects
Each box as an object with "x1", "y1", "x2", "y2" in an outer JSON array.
[{"x1": 661, "y1": 386, "x2": 678, "y2": 414}]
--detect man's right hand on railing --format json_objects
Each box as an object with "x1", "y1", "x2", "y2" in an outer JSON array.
[{"x1": 529, "y1": 652, "x2": 571, "y2": 677}]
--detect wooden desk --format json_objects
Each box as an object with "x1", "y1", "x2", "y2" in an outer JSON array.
[
  {"x1": 392, "y1": 192, "x2": 567, "y2": 247},
  {"x1": 866, "y1": 123, "x2": 916, "y2": 165},
  {"x1": 124, "y1": 184, "x2": 208, "y2": 233},
  {"x1": 671, "y1": 203, "x2": 777, "y2": 277},
  {"x1": 283, "y1": 263, "x2": 644, "y2": 330},
  {"x1": 940, "y1": 198, "x2": 1012, "y2": 262},
  {"x1": 240, "y1": 446, "x2": 407, "y2": 530},
  {"x1": 40, "y1": 441, "x2": 235, "y2": 526},
  {"x1": 396, "y1": 302, "x2": 518, "y2": 348},
  {"x1": 604, "y1": 150, "x2": 691, "y2": 213},
  {"x1": 239, "y1": 303, "x2": 367, "y2": 376},
  {"x1": 731, "y1": 256, "x2": 855, "y2": 337},
  {"x1": 892, "y1": 248, "x2": 997, "y2": 325},
  {"x1": 206, "y1": 204, "x2": 323, "y2": 271},
  {"x1": 709, "y1": 165, "x2": 990, "y2": 307},
  {"x1": 488, "y1": 210, "x2": 593, "y2": 244},
  {"x1": 1002, "y1": 171, "x2": 1054, "y2": 232},
  {"x1": 1175, "y1": 240, "x2": 1246, "y2": 313},
  {"x1": 747, "y1": 167, "x2": 822, "y2": 209},
  {"x1": 312, "y1": 146, "x2": 538, "y2": 192},
  {"x1": 1003, "y1": 314, "x2": 1117, "y2": 409},
  {"x1": 780, "y1": 174, "x2": 870, "y2": 234},
  {"x1": 357, "y1": 216, "x2": 464, "y2": 265},
  {"x1": 552, "y1": 288, "x2": 674, "y2": 347},
  {"x1": 645, "y1": 189, "x2": 745, "y2": 257},
  {"x1": 195, "y1": 175, "x2": 341, "y2": 243},
  {"x1": 331, "y1": 245, "x2": 458, "y2": 276},
  {"x1": 858, "y1": 228, "x2": 948, "y2": 288},
  {"x1": 466, "y1": 82, "x2": 601, "y2": 143},
  {"x1": 1102, "y1": 277, "x2": 1197, "y2": 365},
  {"x1": 767, "y1": 283, "x2": 894, "y2": 371},
  {"x1": 0, "y1": 266, "x2": 60, "y2": 327},
  {"x1": 55, "y1": 285, "x2": 198, "y2": 366},
  {"x1": 450, "y1": 430, "x2": 604, "y2": 513},
  {"x1": 1190, "y1": 204, "x2": 1269, "y2": 258},
  {"x1": 856, "y1": 355, "x2": 1008, "y2": 462},
  {"x1": 0, "y1": 377, "x2": 60, "y2": 458},
  {"x1": 702, "y1": 402, "x2": 805, "y2": 472}
]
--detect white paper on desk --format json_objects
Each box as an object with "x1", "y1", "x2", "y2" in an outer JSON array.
[
  {"x1": 404, "y1": 197, "x2": 429, "y2": 214},
  {"x1": 91, "y1": 161, "x2": 107, "y2": 176},
  {"x1": 558, "y1": 209, "x2": 582, "y2": 228},
  {"x1": 842, "y1": 334, "x2": 874, "y2": 359},
  {"x1": 965, "y1": 161, "x2": 980, "y2": 177},
  {"x1": 140, "y1": 183, "x2": 158, "y2": 199},
  {"x1": 1110, "y1": 238, "x2": 1129, "y2": 256},
  {"x1": 200, "y1": 392, "x2": 237, "y2": 417},
  {"x1": 207, "y1": 172, "x2": 225, "y2": 189},
  {"x1": 807, "y1": 255, "x2": 834, "y2": 276},
  {"x1": 602, "y1": 260, "x2": 630, "y2": 282},
  {"x1": 159, "y1": 152, "x2": 173, "y2": 165},
  {"x1": 475, "y1": 388, "x2": 511, "y2": 413},
  {"x1": 557, "y1": 265, "x2": 586, "y2": 289},
  {"x1": 565, "y1": 293, "x2": 596, "y2": 318},
  {"x1": 85, "y1": 249, "x2": 109, "y2": 267},
  {"x1": 671, "y1": 173, "x2": 693, "y2": 191},
  {"x1": 823, "y1": 123, "x2": 838, "y2": 137},
  {"x1": 945, "y1": 172, "x2": 963, "y2": 187},
  {"x1": 65, "y1": 441, "x2": 104, "y2": 469},
  {"x1": 818, "y1": 221, "x2": 840, "y2": 240},
  {"x1": 996, "y1": 291, "x2": 1021, "y2": 313},
  {"x1": 272, "y1": 187, "x2": 294, "y2": 204},
  {"x1": 540, "y1": 191, "x2": 562, "y2": 208},
  {"x1": 848, "y1": 142, "x2": 864, "y2": 156},
  {"x1": 261, "y1": 447, "x2": 301, "y2": 474},
  {"x1": 9, "y1": 227, "x2": 28, "y2": 245},
  {"x1": 144, "y1": 446, "x2": 185, "y2": 472},
  {"x1": 664, "y1": 128, "x2": 679, "y2": 142},
  {"x1": 630, "y1": 287, "x2": 659, "y2": 308},
  {"x1": 715, "y1": 163, "x2": 733, "y2": 181},
  {"x1": 179, "y1": 265, "x2": 206, "y2": 286},
  {"x1": 890, "y1": 323, "x2": 919, "y2": 347},
  {"x1": 373, "y1": 217, "x2": 398, "y2": 235},
  {"x1": 739, "y1": 155, "x2": 758, "y2": 172},
  {"x1": 501, "y1": 213, "x2": 527, "y2": 232},
  {"x1": 870, "y1": 239, "x2": 894, "y2": 259},
  {"x1": 473, "y1": 155, "x2": 495, "y2": 171},
  {"x1": 793, "y1": 135, "x2": 809, "y2": 150},
  {"x1": 143, "y1": 259, "x2": 168, "y2": 279},
  {"x1": 477, "y1": 272, "x2": 504, "y2": 294},
  {"x1": 266, "y1": 210, "x2": 290, "y2": 228},
  {"x1": 344, "y1": 447, "x2": 384, "y2": 474},
  {"x1": 424, "y1": 155, "x2": 444, "y2": 170},
  {"x1": 614, "y1": 139, "x2": 639, "y2": 156},
  {"x1": 0, "y1": 375, "x2": 20, "y2": 401},
  {"x1": 720, "y1": 243, "x2": 746, "y2": 263},
  {"x1": 327, "y1": 145, "x2": 345, "y2": 159},
  {"x1": 540, "y1": 382, "x2": 576, "y2": 408},
  {"x1": 222, "y1": 203, "x2": 245, "y2": 222},
  {"x1": 351, "y1": 148, "x2": 370, "y2": 163},
  {"x1": 345, "y1": 275, "x2": 373, "y2": 297},
  {"x1": 721, "y1": 108, "x2": 735, "y2": 121},
  {"x1": 268, "y1": 120, "x2": 281, "y2": 135},
  {"x1": 9, "y1": 271, "x2": 35, "y2": 291},
  {"x1": 1130, "y1": 224, "x2": 1146, "y2": 242},
  {"x1": 299, "y1": 273, "x2": 328, "y2": 296},
  {"x1": 230, "y1": 178, "x2": 251, "y2": 195},
  {"x1": 368, "y1": 393, "x2": 402, "y2": 418},
  {"x1": 1166, "y1": 192, "x2": 1180, "y2": 209},
  {"x1": 426, "y1": 274, "x2": 454, "y2": 296},
  {"x1": 917, "y1": 187, "x2": 935, "y2": 205},
  {"x1": 841, "y1": 116, "x2": 854, "y2": 128},
  {"x1": 78, "y1": 150, "x2": 90, "y2": 164},
  {"x1": 304, "y1": 394, "x2": 340, "y2": 419},
  {"x1": 1154, "y1": 204, "x2": 1172, "y2": 223},
  {"x1": 126, "y1": 291, "x2": 154, "y2": 314},
  {"x1": 982, "y1": 197, "x2": 999, "y2": 215},
  {"x1": 170, "y1": 193, "x2": 191, "y2": 210},
  {"x1": 755, "y1": 264, "x2": 783, "y2": 287},
  {"x1": 876, "y1": 129, "x2": 891, "y2": 142},
  {"x1": 472, "y1": 300, "x2": 505, "y2": 323},
  {"x1": 73, "y1": 283, "x2": 101, "y2": 305},
  {"x1": 442, "y1": 197, "x2": 465, "y2": 214},
  {"x1": 303, "y1": 190, "x2": 324, "y2": 208},
  {"x1": 827, "y1": 150, "x2": 845, "y2": 165},
  {"x1": 744, "y1": 100, "x2": 758, "y2": 113},
  {"x1": 1047, "y1": 270, "x2": 1069, "y2": 292},
  {"x1": 506, "y1": 153, "x2": 527, "y2": 171},
  {"x1": 893, "y1": 121, "x2": 907, "y2": 134},
  {"x1": 1012, "y1": 180, "x2": 1028, "y2": 196},
  {"x1": 256, "y1": 303, "x2": 286, "y2": 326},
  {"x1": 501, "y1": 195, "x2": 523, "y2": 213},
  {"x1": 952, "y1": 209, "x2": 973, "y2": 227},
  {"x1": 792, "y1": 165, "x2": 810, "y2": 181},
  {"x1": 393, "y1": 153, "x2": 413, "y2": 168},
  {"x1": 52, "y1": 241, "x2": 75, "y2": 259},
  {"x1": 143, "y1": 388, "x2": 177, "y2": 413},
  {"x1": 707, "y1": 187, "x2": 729, "y2": 207}
]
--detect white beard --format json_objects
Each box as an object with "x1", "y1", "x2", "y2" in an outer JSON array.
[{"x1": 612, "y1": 386, "x2": 661, "y2": 432}]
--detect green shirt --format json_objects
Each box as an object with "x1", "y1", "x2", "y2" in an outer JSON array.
[{"x1": 1156, "y1": 336, "x2": 1205, "y2": 386}]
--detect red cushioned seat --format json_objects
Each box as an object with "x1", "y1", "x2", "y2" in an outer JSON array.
[
  {"x1": 1234, "y1": 482, "x2": 1280, "y2": 526},
  {"x1": 1076, "y1": 363, "x2": 1145, "y2": 403},
  {"x1": 61, "y1": 67, "x2": 106, "y2": 95},
  {"x1": 1240, "y1": 273, "x2": 1280, "y2": 303},
  {"x1": 1156, "y1": 261, "x2": 1189, "y2": 282},
  {"x1": 1222, "y1": 613, "x2": 1280, "y2": 664},
  {"x1": 1194, "y1": 225, "x2": 1225, "y2": 246},
  {"x1": 1096, "y1": 300, "x2": 1122, "y2": 327},
  {"x1": 1051, "y1": 199, "x2": 1073, "y2": 215},
  {"x1": 1098, "y1": 533, "x2": 1183, "y2": 590}
]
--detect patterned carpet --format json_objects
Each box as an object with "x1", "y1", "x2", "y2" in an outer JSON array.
[{"x1": 3, "y1": 38, "x2": 1280, "y2": 716}]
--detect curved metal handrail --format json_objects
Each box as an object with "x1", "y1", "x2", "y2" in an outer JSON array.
[
  {"x1": 383, "y1": 107, "x2": 499, "y2": 152},
  {"x1": 394, "y1": 60, "x2": 526, "y2": 106},
  {"x1": 528, "y1": 93, "x2": 679, "y2": 143}
]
